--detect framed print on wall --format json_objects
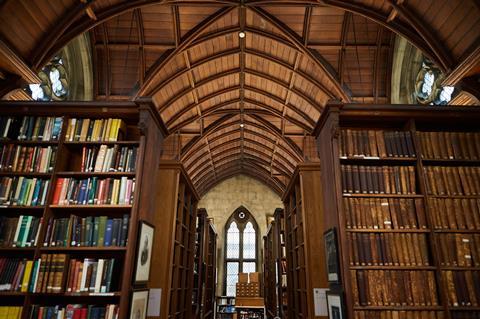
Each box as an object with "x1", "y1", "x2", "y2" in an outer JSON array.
[
  {"x1": 130, "y1": 289, "x2": 149, "y2": 319},
  {"x1": 324, "y1": 228, "x2": 341, "y2": 284},
  {"x1": 134, "y1": 220, "x2": 155, "y2": 285},
  {"x1": 326, "y1": 291, "x2": 346, "y2": 319}
]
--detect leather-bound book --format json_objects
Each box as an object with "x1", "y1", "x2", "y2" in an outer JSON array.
[
  {"x1": 398, "y1": 271, "x2": 409, "y2": 306},
  {"x1": 363, "y1": 233, "x2": 372, "y2": 265},
  {"x1": 399, "y1": 167, "x2": 408, "y2": 194},
  {"x1": 364, "y1": 200, "x2": 373, "y2": 229},
  {"x1": 424, "y1": 132, "x2": 435, "y2": 159},
  {"x1": 417, "y1": 132, "x2": 426, "y2": 158},
  {"x1": 345, "y1": 129, "x2": 353, "y2": 157},
  {"x1": 365, "y1": 166, "x2": 376, "y2": 194},
  {"x1": 351, "y1": 233, "x2": 359, "y2": 265},
  {"x1": 471, "y1": 168, "x2": 480, "y2": 195},
  {"x1": 448, "y1": 234, "x2": 457, "y2": 266},
  {"x1": 352, "y1": 130, "x2": 359, "y2": 156},
  {"x1": 393, "y1": 131, "x2": 403, "y2": 157},
  {"x1": 474, "y1": 235, "x2": 480, "y2": 267},
  {"x1": 345, "y1": 165, "x2": 353, "y2": 193},
  {"x1": 388, "y1": 199, "x2": 400, "y2": 229},
  {"x1": 455, "y1": 234, "x2": 465, "y2": 267},
  {"x1": 465, "y1": 270, "x2": 478, "y2": 306},
  {"x1": 385, "y1": 131, "x2": 393, "y2": 157},
  {"x1": 418, "y1": 234, "x2": 430, "y2": 266},
  {"x1": 393, "y1": 233, "x2": 403, "y2": 266},
  {"x1": 451, "y1": 167, "x2": 464, "y2": 195},
  {"x1": 400, "y1": 233, "x2": 411, "y2": 265},
  {"x1": 381, "y1": 233, "x2": 396, "y2": 266},
  {"x1": 462, "y1": 199, "x2": 476, "y2": 230},
  {"x1": 380, "y1": 199, "x2": 392, "y2": 229},
  {"x1": 369, "y1": 233, "x2": 378, "y2": 265},
  {"x1": 358, "y1": 166, "x2": 367, "y2": 193},
  {"x1": 393, "y1": 167, "x2": 401, "y2": 194},
  {"x1": 453, "y1": 199, "x2": 466, "y2": 229},
  {"x1": 351, "y1": 270, "x2": 360, "y2": 306},
  {"x1": 443, "y1": 270, "x2": 457, "y2": 306},
  {"x1": 368, "y1": 130, "x2": 378, "y2": 157},
  {"x1": 410, "y1": 233, "x2": 422, "y2": 266},
  {"x1": 431, "y1": 167, "x2": 445, "y2": 195},
  {"x1": 472, "y1": 271, "x2": 480, "y2": 304},
  {"x1": 458, "y1": 133, "x2": 470, "y2": 159},
  {"x1": 455, "y1": 271, "x2": 469, "y2": 306},
  {"x1": 376, "y1": 131, "x2": 387, "y2": 158},
  {"x1": 414, "y1": 199, "x2": 426, "y2": 229},
  {"x1": 427, "y1": 199, "x2": 440, "y2": 229},
  {"x1": 356, "y1": 270, "x2": 368, "y2": 306},
  {"x1": 377, "y1": 166, "x2": 385, "y2": 193},
  {"x1": 357, "y1": 233, "x2": 365, "y2": 265},
  {"x1": 375, "y1": 234, "x2": 384, "y2": 265},
  {"x1": 362, "y1": 131, "x2": 370, "y2": 157},
  {"x1": 339, "y1": 130, "x2": 346, "y2": 157},
  {"x1": 399, "y1": 132, "x2": 409, "y2": 157},
  {"x1": 347, "y1": 232, "x2": 353, "y2": 265},
  {"x1": 445, "y1": 199, "x2": 458, "y2": 229},
  {"x1": 437, "y1": 132, "x2": 448, "y2": 159},
  {"x1": 444, "y1": 132, "x2": 454, "y2": 159},
  {"x1": 341, "y1": 166, "x2": 347, "y2": 193},
  {"x1": 359, "y1": 199, "x2": 367, "y2": 229},
  {"x1": 351, "y1": 198, "x2": 359, "y2": 228},
  {"x1": 352, "y1": 165, "x2": 361, "y2": 193},
  {"x1": 458, "y1": 167, "x2": 470, "y2": 195},
  {"x1": 429, "y1": 132, "x2": 440, "y2": 159},
  {"x1": 344, "y1": 198, "x2": 352, "y2": 228},
  {"x1": 466, "y1": 133, "x2": 477, "y2": 160},
  {"x1": 404, "y1": 131, "x2": 416, "y2": 157},
  {"x1": 408, "y1": 167, "x2": 416, "y2": 194},
  {"x1": 437, "y1": 199, "x2": 449, "y2": 230}
]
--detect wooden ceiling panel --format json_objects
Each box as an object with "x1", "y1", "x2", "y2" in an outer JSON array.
[
  {"x1": 201, "y1": 9, "x2": 239, "y2": 34},
  {"x1": 346, "y1": 15, "x2": 379, "y2": 45},
  {"x1": 308, "y1": 7, "x2": 345, "y2": 43},
  {"x1": 246, "y1": 9, "x2": 290, "y2": 42},
  {"x1": 178, "y1": 7, "x2": 221, "y2": 38},
  {"x1": 140, "y1": 5, "x2": 175, "y2": 44},
  {"x1": 262, "y1": 7, "x2": 307, "y2": 38},
  {"x1": 343, "y1": 47, "x2": 376, "y2": 97},
  {"x1": 187, "y1": 33, "x2": 239, "y2": 64},
  {"x1": 104, "y1": 11, "x2": 139, "y2": 43},
  {"x1": 144, "y1": 49, "x2": 169, "y2": 71}
]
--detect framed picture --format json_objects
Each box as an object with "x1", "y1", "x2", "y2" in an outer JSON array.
[
  {"x1": 134, "y1": 220, "x2": 155, "y2": 285},
  {"x1": 130, "y1": 289, "x2": 149, "y2": 319},
  {"x1": 324, "y1": 228, "x2": 340, "y2": 284},
  {"x1": 326, "y1": 291, "x2": 345, "y2": 319}
]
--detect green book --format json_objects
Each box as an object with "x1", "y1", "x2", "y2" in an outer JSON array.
[
  {"x1": 21, "y1": 216, "x2": 33, "y2": 247},
  {"x1": 92, "y1": 217, "x2": 100, "y2": 246},
  {"x1": 97, "y1": 216, "x2": 107, "y2": 247},
  {"x1": 15, "y1": 216, "x2": 28, "y2": 247}
]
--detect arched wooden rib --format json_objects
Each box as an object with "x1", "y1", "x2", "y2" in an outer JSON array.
[
  {"x1": 184, "y1": 127, "x2": 297, "y2": 172},
  {"x1": 249, "y1": 6, "x2": 351, "y2": 102}
]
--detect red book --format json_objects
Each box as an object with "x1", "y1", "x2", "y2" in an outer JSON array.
[
  {"x1": 73, "y1": 308, "x2": 81, "y2": 319},
  {"x1": 80, "y1": 308, "x2": 87, "y2": 319},
  {"x1": 52, "y1": 178, "x2": 65, "y2": 205},
  {"x1": 66, "y1": 259, "x2": 76, "y2": 292}
]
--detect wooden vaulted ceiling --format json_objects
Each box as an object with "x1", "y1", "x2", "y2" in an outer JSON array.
[{"x1": 0, "y1": 0, "x2": 479, "y2": 196}]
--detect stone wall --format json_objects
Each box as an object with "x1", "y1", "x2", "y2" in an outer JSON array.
[{"x1": 198, "y1": 174, "x2": 283, "y2": 296}]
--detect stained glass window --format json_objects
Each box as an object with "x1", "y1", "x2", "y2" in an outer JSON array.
[
  {"x1": 415, "y1": 58, "x2": 456, "y2": 105},
  {"x1": 26, "y1": 56, "x2": 69, "y2": 101},
  {"x1": 224, "y1": 208, "x2": 259, "y2": 296}
]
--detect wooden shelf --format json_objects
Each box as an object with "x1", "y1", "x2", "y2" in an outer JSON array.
[
  {"x1": 63, "y1": 141, "x2": 139, "y2": 146},
  {"x1": 0, "y1": 172, "x2": 52, "y2": 177},
  {"x1": 422, "y1": 158, "x2": 480, "y2": 165},
  {"x1": 353, "y1": 306, "x2": 444, "y2": 311},
  {"x1": 439, "y1": 266, "x2": 480, "y2": 270},
  {"x1": 433, "y1": 229, "x2": 480, "y2": 233},
  {"x1": 340, "y1": 157, "x2": 417, "y2": 164},
  {"x1": 427, "y1": 195, "x2": 480, "y2": 198},
  {"x1": 56, "y1": 171, "x2": 136, "y2": 177},
  {"x1": 346, "y1": 228, "x2": 430, "y2": 233},
  {"x1": 31, "y1": 292, "x2": 121, "y2": 297},
  {"x1": 49, "y1": 204, "x2": 132, "y2": 209},
  {"x1": 342, "y1": 193, "x2": 422, "y2": 198},
  {"x1": 0, "y1": 205, "x2": 45, "y2": 209},
  {"x1": 40, "y1": 246, "x2": 127, "y2": 252},
  {"x1": 0, "y1": 140, "x2": 59, "y2": 145},
  {"x1": 0, "y1": 247, "x2": 36, "y2": 252},
  {"x1": 349, "y1": 265, "x2": 435, "y2": 270}
]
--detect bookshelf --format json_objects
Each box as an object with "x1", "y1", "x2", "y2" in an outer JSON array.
[
  {"x1": 274, "y1": 208, "x2": 287, "y2": 319},
  {"x1": 315, "y1": 103, "x2": 480, "y2": 319},
  {"x1": 0, "y1": 99, "x2": 167, "y2": 319},
  {"x1": 263, "y1": 221, "x2": 276, "y2": 318},
  {"x1": 147, "y1": 161, "x2": 199, "y2": 319},
  {"x1": 282, "y1": 163, "x2": 328, "y2": 319},
  {"x1": 191, "y1": 209, "x2": 217, "y2": 319},
  {"x1": 202, "y1": 218, "x2": 217, "y2": 319},
  {"x1": 216, "y1": 296, "x2": 235, "y2": 319}
]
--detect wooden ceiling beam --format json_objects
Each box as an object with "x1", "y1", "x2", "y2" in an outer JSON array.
[
  {"x1": 321, "y1": 0, "x2": 449, "y2": 73},
  {"x1": 250, "y1": 6, "x2": 351, "y2": 102},
  {"x1": 134, "y1": 9, "x2": 146, "y2": 84},
  {"x1": 338, "y1": 12, "x2": 351, "y2": 87},
  {"x1": 373, "y1": 27, "x2": 384, "y2": 103},
  {"x1": 302, "y1": 7, "x2": 312, "y2": 46},
  {"x1": 0, "y1": 38, "x2": 40, "y2": 84},
  {"x1": 95, "y1": 43, "x2": 176, "y2": 50},
  {"x1": 31, "y1": 0, "x2": 93, "y2": 70},
  {"x1": 384, "y1": 0, "x2": 453, "y2": 72},
  {"x1": 442, "y1": 46, "x2": 480, "y2": 86},
  {"x1": 138, "y1": 6, "x2": 236, "y2": 96},
  {"x1": 102, "y1": 24, "x2": 111, "y2": 98},
  {"x1": 172, "y1": 5, "x2": 181, "y2": 47}
]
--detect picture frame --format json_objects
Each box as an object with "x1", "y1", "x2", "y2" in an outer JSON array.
[
  {"x1": 326, "y1": 291, "x2": 346, "y2": 319},
  {"x1": 134, "y1": 220, "x2": 155, "y2": 285},
  {"x1": 324, "y1": 228, "x2": 340, "y2": 284},
  {"x1": 130, "y1": 289, "x2": 149, "y2": 319}
]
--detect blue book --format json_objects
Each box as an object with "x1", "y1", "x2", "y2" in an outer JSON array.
[
  {"x1": 104, "y1": 219, "x2": 113, "y2": 247},
  {"x1": 46, "y1": 307, "x2": 53, "y2": 318},
  {"x1": 16, "y1": 178, "x2": 28, "y2": 205},
  {"x1": 78, "y1": 179, "x2": 88, "y2": 205},
  {"x1": 31, "y1": 180, "x2": 42, "y2": 206},
  {"x1": 52, "y1": 117, "x2": 63, "y2": 140}
]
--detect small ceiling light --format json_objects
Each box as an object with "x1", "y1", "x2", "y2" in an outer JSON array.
[
  {"x1": 238, "y1": 31, "x2": 246, "y2": 39},
  {"x1": 240, "y1": 123, "x2": 245, "y2": 128}
]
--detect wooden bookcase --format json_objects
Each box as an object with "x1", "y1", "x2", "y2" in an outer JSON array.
[
  {"x1": 202, "y1": 217, "x2": 217, "y2": 319},
  {"x1": 191, "y1": 208, "x2": 217, "y2": 319},
  {"x1": 315, "y1": 103, "x2": 480, "y2": 319},
  {"x1": 147, "y1": 161, "x2": 199, "y2": 319},
  {"x1": 274, "y1": 208, "x2": 287, "y2": 319},
  {"x1": 263, "y1": 221, "x2": 277, "y2": 318},
  {"x1": 192, "y1": 209, "x2": 208, "y2": 319},
  {"x1": 282, "y1": 163, "x2": 328, "y2": 319},
  {"x1": 0, "y1": 99, "x2": 167, "y2": 319}
]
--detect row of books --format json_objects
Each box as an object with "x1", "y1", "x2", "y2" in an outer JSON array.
[
  {"x1": 66, "y1": 258, "x2": 116, "y2": 293},
  {"x1": 437, "y1": 234, "x2": 480, "y2": 267},
  {"x1": 0, "y1": 215, "x2": 42, "y2": 247},
  {"x1": 29, "y1": 304, "x2": 118, "y2": 319},
  {"x1": 0, "y1": 307, "x2": 22, "y2": 319},
  {"x1": 80, "y1": 145, "x2": 137, "y2": 172},
  {"x1": 0, "y1": 116, "x2": 63, "y2": 141},
  {"x1": 52, "y1": 177, "x2": 135, "y2": 206},
  {"x1": 353, "y1": 311, "x2": 444, "y2": 319},
  {"x1": 347, "y1": 232, "x2": 429, "y2": 266},
  {"x1": 0, "y1": 177, "x2": 50, "y2": 206},
  {"x1": 451, "y1": 312, "x2": 480, "y2": 319},
  {"x1": 0, "y1": 145, "x2": 56, "y2": 173},
  {"x1": 44, "y1": 215, "x2": 129, "y2": 247},
  {"x1": 339, "y1": 130, "x2": 415, "y2": 158},
  {"x1": 65, "y1": 118, "x2": 126, "y2": 142},
  {"x1": 442, "y1": 270, "x2": 480, "y2": 307},
  {"x1": 427, "y1": 198, "x2": 480, "y2": 230},
  {"x1": 0, "y1": 258, "x2": 34, "y2": 292},
  {"x1": 424, "y1": 166, "x2": 480, "y2": 196},
  {"x1": 344, "y1": 198, "x2": 427, "y2": 229},
  {"x1": 341, "y1": 165, "x2": 416, "y2": 194},
  {"x1": 418, "y1": 131, "x2": 480, "y2": 160},
  {"x1": 351, "y1": 270, "x2": 438, "y2": 306}
]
